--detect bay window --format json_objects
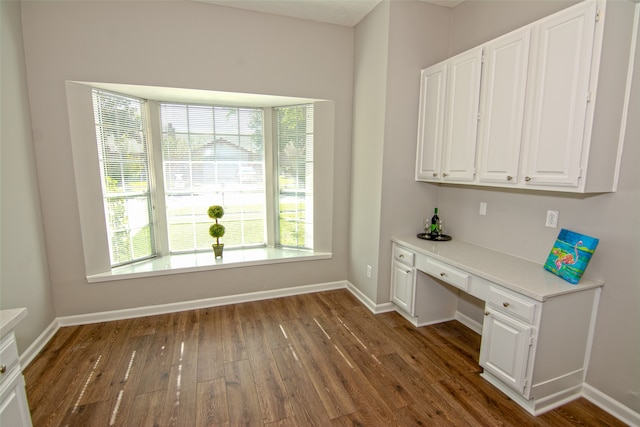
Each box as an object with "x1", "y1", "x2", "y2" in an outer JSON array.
[{"x1": 72, "y1": 83, "x2": 327, "y2": 279}]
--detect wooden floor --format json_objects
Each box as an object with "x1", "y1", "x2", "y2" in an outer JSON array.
[{"x1": 24, "y1": 289, "x2": 625, "y2": 426}]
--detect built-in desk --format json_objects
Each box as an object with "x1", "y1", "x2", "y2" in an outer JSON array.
[{"x1": 390, "y1": 234, "x2": 604, "y2": 416}]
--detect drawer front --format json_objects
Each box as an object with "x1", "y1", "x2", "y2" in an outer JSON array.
[
  {"x1": 0, "y1": 333, "x2": 19, "y2": 385},
  {"x1": 424, "y1": 258, "x2": 470, "y2": 292},
  {"x1": 393, "y1": 245, "x2": 414, "y2": 266},
  {"x1": 487, "y1": 286, "x2": 537, "y2": 324}
]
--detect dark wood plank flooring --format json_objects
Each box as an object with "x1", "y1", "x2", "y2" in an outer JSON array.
[{"x1": 24, "y1": 289, "x2": 625, "y2": 426}]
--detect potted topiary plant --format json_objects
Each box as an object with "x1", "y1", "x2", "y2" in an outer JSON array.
[{"x1": 208, "y1": 205, "x2": 225, "y2": 258}]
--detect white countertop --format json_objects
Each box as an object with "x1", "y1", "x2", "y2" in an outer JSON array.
[
  {"x1": 0, "y1": 308, "x2": 28, "y2": 338},
  {"x1": 392, "y1": 234, "x2": 604, "y2": 302}
]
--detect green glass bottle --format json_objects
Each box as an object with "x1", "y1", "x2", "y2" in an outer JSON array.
[{"x1": 430, "y1": 208, "x2": 439, "y2": 237}]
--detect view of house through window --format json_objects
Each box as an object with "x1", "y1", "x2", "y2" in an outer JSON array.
[
  {"x1": 92, "y1": 88, "x2": 314, "y2": 267},
  {"x1": 160, "y1": 103, "x2": 266, "y2": 252}
]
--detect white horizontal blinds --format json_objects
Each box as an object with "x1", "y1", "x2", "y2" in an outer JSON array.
[
  {"x1": 275, "y1": 104, "x2": 314, "y2": 249},
  {"x1": 160, "y1": 103, "x2": 266, "y2": 252},
  {"x1": 91, "y1": 89, "x2": 155, "y2": 266}
]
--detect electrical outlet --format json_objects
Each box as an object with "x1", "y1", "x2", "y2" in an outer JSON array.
[
  {"x1": 546, "y1": 210, "x2": 559, "y2": 228},
  {"x1": 479, "y1": 202, "x2": 487, "y2": 216},
  {"x1": 366, "y1": 265, "x2": 372, "y2": 279}
]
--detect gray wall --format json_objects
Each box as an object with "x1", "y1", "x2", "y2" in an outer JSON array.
[
  {"x1": 349, "y1": 0, "x2": 449, "y2": 304},
  {"x1": 0, "y1": 0, "x2": 56, "y2": 354},
  {"x1": 19, "y1": 1, "x2": 354, "y2": 316}
]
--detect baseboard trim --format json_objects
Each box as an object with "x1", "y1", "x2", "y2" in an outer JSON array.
[
  {"x1": 20, "y1": 318, "x2": 60, "y2": 369},
  {"x1": 57, "y1": 281, "x2": 348, "y2": 327},
  {"x1": 455, "y1": 311, "x2": 483, "y2": 335},
  {"x1": 582, "y1": 383, "x2": 640, "y2": 427},
  {"x1": 345, "y1": 281, "x2": 395, "y2": 314}
]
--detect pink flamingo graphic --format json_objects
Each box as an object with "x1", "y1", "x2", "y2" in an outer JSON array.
[{"x1": 554, "y1": 240, "x2": 583, "y2": 270}]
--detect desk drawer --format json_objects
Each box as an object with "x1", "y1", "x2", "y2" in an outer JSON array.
[
  {"x1": 487, "y1": 286, "x2": 537, "y2": 324},
  {"x1": 393, "y1": 245, "x2": 414, "y2": 266},
  {"x1": 424, "y1": 258, "x2": 470, "y2": 292}
]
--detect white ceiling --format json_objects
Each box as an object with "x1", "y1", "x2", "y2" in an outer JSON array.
[{"x1": 194, "y1": 0, "x2": 464, "y2": 27}]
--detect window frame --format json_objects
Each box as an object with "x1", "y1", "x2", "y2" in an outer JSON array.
[{"x1": 67, "y1": 81, "x2": 334, "y2": 280}]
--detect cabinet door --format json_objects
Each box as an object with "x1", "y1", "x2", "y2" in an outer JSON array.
[
  {"x1": 0, "y1": 372, "x2": 33, "y2": 427},
  {"x1": 480, "y1": 308, "x2": 532, "y2": 397},
  {"x1": 477, "y1": 28, "x2": 531, "y2": 185},
  {"x1": 390, "y1": 260, "x2": 416, "y2": 316},
  {"x1": 521, "y1": 1, "x2": 597, "y2": 188},
  {"x1": 416, "y1": 63, "x2": 447, "y2": 181},
  {"x1": 442, "y1": 47, "x2": 483, "y2": 182}
]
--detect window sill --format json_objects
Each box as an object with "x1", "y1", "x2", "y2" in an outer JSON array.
[{"x1": 87, "y1": 247, "x2": 332, "y2": 283}]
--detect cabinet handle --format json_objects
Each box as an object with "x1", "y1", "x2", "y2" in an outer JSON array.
[
  {"x1": 443, "y1": 173, "x2": 449, "y2": 177},
  {"x1": 525, "y1": 176, "x2": 532, "y2": 182},
  {"x1": 503, "y1": 302, "x2": 510, "y2": 308},
  {"x1": 406, "y1": 270, "x2": 411, "y2": 274},
  {"x1": 432, "y1": 173, "x2": 438, "y2": 177},
  {"x1": 399, "y1": 254, "x2": 404, "y2": 258},
  {"x1": 484, "y1": 311, "x2": 490, "y2": 316},
  {"x1": 0, "y1": 365, "x2": 5, "y2": 374},
  {"x1": 506, "y1": 175, "x2": 513, "y2": 181},
  {"x1": 440, "y1": 272, "x2": 446, "y2": 278}
]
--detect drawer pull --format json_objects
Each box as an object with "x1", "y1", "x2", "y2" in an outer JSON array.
[
  {"x1": 399, "y1": 254, "x2": 404, "y2": 258},
  {"x1": 406, "y1": 270, "x2": 411, "y2": 274},
  {"x1": 503, "y1": 302, "x2": 510, "y2": 308},
  {"x1": 484, "y1": 311, "x2": 490, "y2": 316},
  {"x1": 525, "y1": 176, "x2": 532, "y2": 182},
  {"x1": 433, "y1": 173, "x2": 438, "y2": 177},
  {"x1": 440, "y1": 272, "x2": 446, "y2": 277},
  {"x1": 0, "y1": 365, "x2": 5, "y2": 374}
]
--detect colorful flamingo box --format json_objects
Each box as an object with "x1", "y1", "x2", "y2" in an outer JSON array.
[{"x1": 544, "y1": 229, "x2": 599, "y2": 284}]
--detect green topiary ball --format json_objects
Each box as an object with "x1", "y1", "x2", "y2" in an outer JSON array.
[
  {"x1": 208, "y1": 205, "x2": 224, "y2": 219},
  {"x1": 209, "y1": 223, "x2": 225, "y2": 238}
]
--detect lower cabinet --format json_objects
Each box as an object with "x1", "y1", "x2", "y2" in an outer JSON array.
[
  {"x1": 0, "y1": 332, "x2": 32, "y2": 427},
  {"x1": 390, "y1": 259, "x2": 416, "y2": 316},
  {"x1": 479, "y1": 307, "x2": 533, "y2": 396}
]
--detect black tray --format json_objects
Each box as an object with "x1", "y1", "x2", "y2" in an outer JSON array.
[{"x1": 417, "y1": 233, "x2": 451, "y2": 241}]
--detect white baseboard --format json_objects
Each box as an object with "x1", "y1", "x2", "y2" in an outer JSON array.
[
  {"x1": 57, "y1": 280, "x2": 348, "y2": 327},
  {"x1": 455, "y1": 311, "x2": 483, "y2": 335},
  {"x1": 345, "y1": 281, "x2": 395, "y2": 314},
  {"x1": 20, "y1": 318, "x2": 60, "y2": 369},
  {"x1": 583, "y1": 383, "x2": 640, "y2": 427}
]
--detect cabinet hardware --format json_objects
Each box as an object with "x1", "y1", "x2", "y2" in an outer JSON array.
[
  {"x1": 0, "y1": 365, "x2": 5, "y2": 374},
  {"x1": 503, "y1": 302, "x2": 510, "y2": 308},
  {"x1": 484, "y1": 311, "x2": 490, "y2": 316},
  {"x1": 433, "y1": 173, "x2": 438, "y2": 177},
  {"x1": 525, "y1": 176, "x2": 531, "y2": 182},
  {"x1": 506, "y1": 175, "x2": 513, "y2": 181},
  {"x1": 399, "y1": 254, "x2": 404, "y2": 258},
  {"x1": 440, "y1": 272, "x2": 446, "y2": 277},
  {"x1": 443, "y1": 173, "x2": 449, "y2": 177},
  {"x1": 406, "y1": 270, "x2": 411, "y2": 274}
]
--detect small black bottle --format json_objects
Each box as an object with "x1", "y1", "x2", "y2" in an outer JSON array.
[{"x1": 430, "y1": 208, "x2": 439, "y2": 237}]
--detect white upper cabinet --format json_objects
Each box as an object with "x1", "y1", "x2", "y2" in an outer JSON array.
[
  {"x1": 477, "y1": 28, "x2": 531, "y2": 185},
  {"x1": 415, "y1": 47, "x2": 482, "y2": 183},
  {"x1": 416, "y1": 0, "x2": 636, "y2": 193},
  {"x1": 415, "y1": 62, "x2": 447, "y2": 181},
  {"x1": 521, "y1": 1, "x2": 597, "y2": 188},
  {"x1": 441, "y1": 47, "x2": 483, "y2": 182}
]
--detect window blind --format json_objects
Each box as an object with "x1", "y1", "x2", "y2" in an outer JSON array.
[
  {"x1": 275, "y1": 105, "x2": 314, "y2": 249},
  {"x1": 92, "y1": 89, "x2": 155, "y2": 266}
]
